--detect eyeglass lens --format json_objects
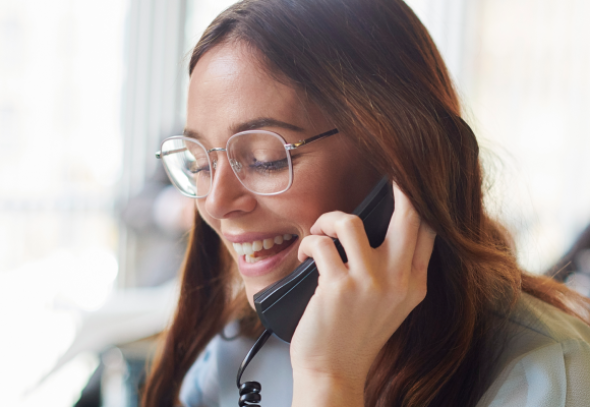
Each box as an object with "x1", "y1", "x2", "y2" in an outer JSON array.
[{"x1": 160, "y1": 132, "x2": 292, "y2": 198}]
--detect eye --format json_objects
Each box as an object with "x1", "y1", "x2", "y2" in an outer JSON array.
[
  {"x1": 245, "y1": 145, "x2": 289, "y2": 173},
  {"x1": 249, "y1": 157, "x2": 289, "y2": 172},
  {"x1": 187, "y1": 161, "x2": 211, "y2": 175}
]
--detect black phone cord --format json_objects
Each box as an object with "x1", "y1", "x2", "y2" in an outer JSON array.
[{"x1": 236, "y1": 328, "x2": 273, "y2": 407}]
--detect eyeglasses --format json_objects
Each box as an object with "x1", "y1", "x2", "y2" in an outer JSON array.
[{"x1": 156, "y1": 128, "x2": 339, "y2": 198}]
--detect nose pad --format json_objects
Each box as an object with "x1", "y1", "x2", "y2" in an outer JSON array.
[
  {"x1": 230, "y1": 159, "x2": 242, "y2": 173},
  {"x1": 211, "y1": 158, "x2": 242, "y2": 178}
]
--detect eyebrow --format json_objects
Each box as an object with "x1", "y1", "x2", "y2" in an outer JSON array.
[{"x1": 183, "y1": 117, "x2": 306, "y2": 140}]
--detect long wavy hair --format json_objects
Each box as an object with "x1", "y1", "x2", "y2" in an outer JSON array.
[{"x1": 142, "y1": 1, "x2": 590, "y2": 406}]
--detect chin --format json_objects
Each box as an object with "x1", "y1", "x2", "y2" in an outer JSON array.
[
  {"x1": 243, "y1": 270, "x2": 290, "y2": 310},
  {"x1": 245, "y1": 289, "x2": 256, "y2": 309},
  {"x1": 242, "y1": 256, "x2": 302, "y2": 305},
  {"x1": 244, "y1": 282, "x2": 267, "y2": 309}
]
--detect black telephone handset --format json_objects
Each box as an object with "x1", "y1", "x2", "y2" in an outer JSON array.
[{"x1": 253, "y1": 177, "x2": 395, "y2": 343}]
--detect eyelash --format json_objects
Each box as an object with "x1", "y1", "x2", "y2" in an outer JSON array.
[{"x1": 250, "y1": 158, "x2": 289, "y2": 172}]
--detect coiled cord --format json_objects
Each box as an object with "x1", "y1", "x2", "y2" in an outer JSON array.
[{"x1": 236, "y1": 329, "x2": 272, "y2": 407}]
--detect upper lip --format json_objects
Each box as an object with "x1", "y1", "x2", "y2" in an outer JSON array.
[{"x1": 222, "y1": 231, "x2": 298, "y2": 243}]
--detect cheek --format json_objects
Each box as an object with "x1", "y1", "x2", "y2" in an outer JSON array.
[
  {"x1": 195, "y1": 199, "x2": 204, "y2": 218},
  {"x1": 288, "y1": 160, "x2": 372, "y2": 219},
  {"x1": 327, "y1": 149, "x2": 380, "y2": 211},
  {"x1": 194, "y1": 200, "x2": 243, "y2": 269},
  {"x1": 263, "y1": 185, "x2": 328, "y2": 234},
  {"x1": 195, "y1": 199, "x2": 221, "y2": 235},
  {"x1": 195, "y1": 199, "x2": 207, "y2": 219}
]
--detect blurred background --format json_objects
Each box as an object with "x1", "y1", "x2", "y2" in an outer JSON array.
[{"x1": 0, "y1": 0, "x2": 589, "y2": 406}]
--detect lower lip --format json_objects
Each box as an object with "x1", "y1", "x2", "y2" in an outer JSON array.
[{"x1": 237, "y1": 238, "x2": 299, "y2": 277}]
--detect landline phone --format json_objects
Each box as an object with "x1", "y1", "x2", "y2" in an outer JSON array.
[{"x1": 237, "y1": 176, "x2": 395, "y2": 406}]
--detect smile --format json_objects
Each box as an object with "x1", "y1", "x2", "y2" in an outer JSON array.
[{"x1": 232, "y1": 234, "x2": 297, "y2": 263}]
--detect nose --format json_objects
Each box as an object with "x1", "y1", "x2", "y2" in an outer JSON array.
[{"x1": 203, "y1": 154, "x2": 256, "y2": 219}]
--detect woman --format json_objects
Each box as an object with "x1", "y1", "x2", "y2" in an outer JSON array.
[{"x1": 143, "y1": 0, "x2": 590, "y2": 406}]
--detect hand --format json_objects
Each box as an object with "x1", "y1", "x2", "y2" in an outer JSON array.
[{"x1": 290, "y1": 184, "x2": 436, "y2": 407}]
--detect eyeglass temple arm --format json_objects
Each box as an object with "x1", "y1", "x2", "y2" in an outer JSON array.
[
  {"x1": 285, "y1": 128, "x2": 339, "y2": 150},
  {"x1": 155, "y1": 129, "x2": 338, "y2": 156},
  {"x1": 155, "y1": 146, "x2": 188, "y2": 159}
]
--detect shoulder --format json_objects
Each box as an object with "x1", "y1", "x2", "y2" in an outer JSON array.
[
  {"x1": 179, "y1": 323, "x2": 293, "y2": 407},
  {"x1": 512, "y1": 293, "x2": 590, "y2": 343},
  {"x1": 179, "y1": 334, "x2": 221, "y2": 407},
  {"x1": 179, "y1": 321, "x2": 252, "y2": 407},
  {"x1": 478, "y1": 293, "x2": 590, "y2": 407}
]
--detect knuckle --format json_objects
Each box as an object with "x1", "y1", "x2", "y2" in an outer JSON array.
[
  {"x1": 315, "y1": 236, "x2": 335, "y2": 250},
  {"x1": 335, "y1": 277, "x2": 356, "y2": 293},
  {"x1": 315, "y1": 212, "x2": 333, "y2": 223},
  {"x1": 299, "y1": 234, "x2": 313, "y2": 247},
  {"x1": 363, "y1": 276, "x2": 385, "y2": 295},
  {"x1": 319, "y1": 210, "x2": 344, "y2": 222},
  {"x1": 337, "y1": 214, "x2": 363, "y2": 231}
]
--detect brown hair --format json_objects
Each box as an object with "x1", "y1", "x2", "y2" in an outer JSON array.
[{"x1": 143, "y1": 1, "x2": 590, "y2": 406}]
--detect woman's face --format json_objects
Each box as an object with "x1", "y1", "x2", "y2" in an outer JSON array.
[{"x1": 188, "y1": 43, "x2": 380, "y2": 305}]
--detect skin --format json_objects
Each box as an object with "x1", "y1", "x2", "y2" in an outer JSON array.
[{"x1": 188, "y1": 42, "x2": 436, "y2": 407}]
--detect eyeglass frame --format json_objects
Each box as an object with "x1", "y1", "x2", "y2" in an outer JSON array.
[{"x1": 155, "y1": 128, "x2": 339, "y2": 198}]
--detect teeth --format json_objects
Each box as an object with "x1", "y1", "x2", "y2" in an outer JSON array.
[
  {"x1": 263, "y1": 238, "x2": 274, "y2": 250},
  {"x1": 245, "y1": 254, "x2": 266, "y2": 264},
  {"x1": 233, "y1": 243, "x2": 244, "y2": 255},
  {"x1": 232, "y1": 234, "x2": 295, "y2": 257},
  {"x1": 242, "y1": 242, "x2": 253, "y2": 255}
]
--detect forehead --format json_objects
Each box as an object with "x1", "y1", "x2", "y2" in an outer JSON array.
[{"x1": 187, "y1": 42, "x2": 313, "y2": 140}]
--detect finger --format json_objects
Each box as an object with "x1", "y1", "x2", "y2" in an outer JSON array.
[
  {"x1": 310, "y1": 211, "x2": 372, "y2": 271},
  {"x1": 379, "y1": 183, "x2": 421, "y2": 272},
  {"x1": 411, "y1": 220, "x2": 436, "y2": 283},
  {"x1": 298, "y1": 235, "x2": 348, "y2": 279}
]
